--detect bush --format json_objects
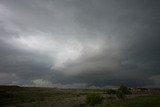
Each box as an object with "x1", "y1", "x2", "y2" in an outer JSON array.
[
  {"x1": 116, "y1": 85, "x2": 131, "y2": 100},
  {"x1": 118, "y1": 85, "x2": 131, "y2": 95},
  {"x1": 116, "y1": 90, "x2": 125, "y2": 99},
  {"x1": 86, "y1": 93, "x2": 104, "y2": 106},
  {"x1": 107, "y1": 89, "x2": 116, "y2": 95}
]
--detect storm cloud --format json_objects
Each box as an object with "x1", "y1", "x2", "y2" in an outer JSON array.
[{"x1": 0, "y1": 0, "x2": 160, "y2": 88}]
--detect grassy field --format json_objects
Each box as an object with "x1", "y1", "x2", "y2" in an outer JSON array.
[
  {"x1": 0, "y1": 85, "x2": 160, "y2": 107},
  {"x1": 107, "y1": 96, "x2": 160, "y2": 107}
]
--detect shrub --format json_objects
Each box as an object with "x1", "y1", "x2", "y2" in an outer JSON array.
[
  {"x1": 86, "y1": 93, "x2": 104, "y2": 106},
  {"x1": 107, "y1": 89, "x2": 116, "y2": 95},
  {"x1": 116, "y1": 90, "x2": 125, "y2": 99},
  {"x1": 116, "y1": 85, "x2": 131, "y2": 100},
  {"x1": 118, "y1": 85, "x2": 131, "y2": 95}
]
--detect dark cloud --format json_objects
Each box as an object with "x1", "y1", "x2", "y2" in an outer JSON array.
[{"x1": 0, "y1": 0, "x2": 160, "y2": 88}]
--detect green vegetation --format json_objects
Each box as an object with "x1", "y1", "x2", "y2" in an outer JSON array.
[
  {"x1": 86, "y1": 93, "x2": 104, "y2": 106},
  {"x1": 107, "y1": 89, "x2": 116, "y2": 95},
  {"x1": 107, "y1": 95, "x2": 160, "y2": 107},
  {"x1": 0, "y1": 85, "x2": 160, "y2": 107},
  {"x1": 115, "y1": 85, "x2": 131, "y2": 99},
  {"x1": 118, "y1": 85, "x2": 131, "y2": 95},
  {"x1": 116, "y1": 90, "x2": 125, "y2": 99}
]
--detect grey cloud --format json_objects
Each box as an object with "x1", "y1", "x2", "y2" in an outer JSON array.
[{"x1": 0, "y1": 0, "x2": 160, "y2": 88}]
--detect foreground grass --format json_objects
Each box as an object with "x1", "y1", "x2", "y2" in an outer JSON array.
[
  {"x1": 0, "y1": 86, "x2": 160, "y2": 107},
  {"x1": 107, "y1": 95, "x2": 160, "y2": 107}
]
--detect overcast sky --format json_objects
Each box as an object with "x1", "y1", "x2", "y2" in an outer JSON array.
[{"x1": 0, "y1": 0, "x2": 160, "y2": 88}]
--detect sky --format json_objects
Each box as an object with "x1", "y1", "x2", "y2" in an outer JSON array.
[{"x1": 0, "y1": 0, "x2": 160, "y2": 88}]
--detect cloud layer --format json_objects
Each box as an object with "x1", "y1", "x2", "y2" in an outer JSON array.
[{"x1": 0, "y1": 0, "x2": 160, "y2": 88}]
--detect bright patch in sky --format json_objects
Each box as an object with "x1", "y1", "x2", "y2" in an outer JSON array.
[
  {"x1": 11, "y1": 31, "x2": 105, "y2": 73},
  {"x1": 12, "y1": 31, "x2": 84, "y2": 70}
]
